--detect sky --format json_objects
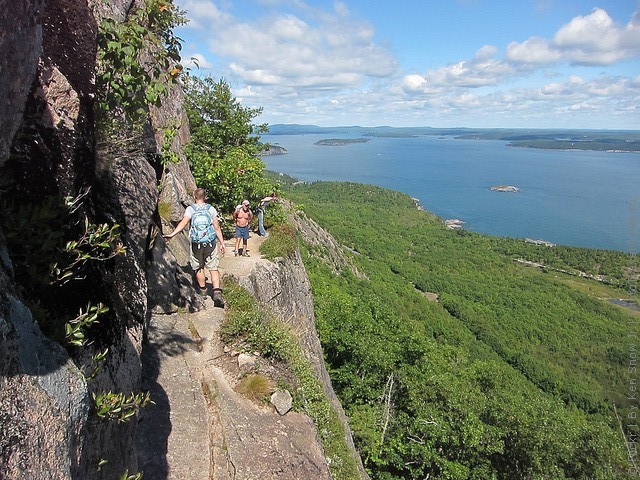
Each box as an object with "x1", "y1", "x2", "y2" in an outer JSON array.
[{"x1": 173, "y1": 0, "x2": 640, "y2": 129}]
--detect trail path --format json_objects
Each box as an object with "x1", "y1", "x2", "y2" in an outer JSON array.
[{"x1": 136, "y1": 235, "x2": 331, "y2": 479}]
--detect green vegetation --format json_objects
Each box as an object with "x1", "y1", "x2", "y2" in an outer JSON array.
[
  {"x1": 96, "y1": 0, "x2": 186, "y2": 123},
  {"x1": 490, "y1": 240, "x2": 637, "y2": 287},
  {"x1": 236, "y1": 373, "x2": 275, "y2": 402},
  {"x1": 0, "y1": 194, "x2": 124, "y2": 345},
  {"x1": 183, "y1": 76, "x2": 276, "y2": 213},
  {"x1": 221, "y1": 278, "x2": 361, "y2": 480},
  {"x1": 279, "y1": 180, "x2": 637, "y2": 479},
  {"x1": 95, "y1": 0, "x2": 187, "y2": 210},
  {"x1": 258, "y1": 222, "x2": 298, "y2": 260},
  {"x1": 507, "y1": 139, "x2": 640, "y2": 151},
  {"x1": 92, "y1": 390, "x2": 153, "y2": 423},
  {"x1": 65, "y1": 303, "x2": 110, "y2": 347}
]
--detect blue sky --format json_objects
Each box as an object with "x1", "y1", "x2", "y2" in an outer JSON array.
[{"x1": 174, "y1": 0, "x2": 640, "y2": 129}]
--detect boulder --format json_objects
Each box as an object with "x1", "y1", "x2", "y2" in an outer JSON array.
[{"x1": 270, "y1": 389, "x2": 293, "y2": 416}]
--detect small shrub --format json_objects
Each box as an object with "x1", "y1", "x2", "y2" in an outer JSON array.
[
  {"x1": 220, "y1": 281, "x2": 292, "y2": 360},
  {"x1": 65, "y1": 302, "x2": 109, "y2": 347},
  {"x1": 235, "y1": 373, "x2": 275, "y2": 401},
  {"x1": 260, "y1": 223, "x2": 298, "y2": 260}
]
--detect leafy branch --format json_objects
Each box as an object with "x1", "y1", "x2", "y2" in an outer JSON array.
[
  {"x1": 92, "y1": 390, "x2": 153, "y2": 423},
  {"x1": 50, "y1": 217, "x2": 126, "y2": 286},
  {"x1": 65, "y1": 302, "x2": 109, "y2": 347},
  {"x1": 84, "y1": 348, "x2": 110, "y2": 381},
  {"x1": 96, "y1": 0, "x2": 187, "y2": 123},
  {"x1": 161, "y1": 121, "x2": 181, "y2": 165}
]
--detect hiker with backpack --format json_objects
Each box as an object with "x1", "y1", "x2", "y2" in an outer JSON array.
[{"x1": 163, "y1": 188, "x2": 226, "y2": 307}]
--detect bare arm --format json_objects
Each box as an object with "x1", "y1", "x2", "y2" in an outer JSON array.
[
  {"x1": 213, "y1": 217, "x2": 226, "y2": 253},
  {"x1": 164, "y1": 215, "x2": 190, "y2": 239}
]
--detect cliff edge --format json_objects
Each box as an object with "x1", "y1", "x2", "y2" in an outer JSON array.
[{"x1": 138, "y1": 231, "x2": 367, "y2": 479}]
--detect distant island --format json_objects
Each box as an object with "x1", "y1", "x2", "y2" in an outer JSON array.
[
  {"x1": 314, "y1": 138, "x2": 370, "y2": 146},
  {"x1": 267, "y1": 124, "x2": 640, "y2": 153},
  {"x1": 491, "y1": 185, "x2": 520, "y2": 192}
]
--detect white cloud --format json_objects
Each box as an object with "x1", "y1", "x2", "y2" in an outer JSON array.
[
  {"x1": 356, "y1": 74, "x2": 638, "y2": 128},
  {"x1": 183, "y1": 1, "x2": 397, "y2": 90},
  {"x1": 176, "y1": 1, "x2": 640, "y2": 129},
  {"x1": 402, "y1": 74, "x2": 428, "y2": 93},
  {"x1": 404, "y1": 6, "x2": 640, "y2": 98},
  {"x1": 399, "y1": 6, "x2": 640, "y2": 128},
  {"x1": 505, "y1": 37, "x2": 561, "y2": 65},
  {"x1": 475, "y1": 45, "x2": 498, "y2": 61},
  {"x1": 540, "y1": 76, "x2": 585, "y2": 97},
  {"x1": 177, "y1": 0, "x2": 232, "y2": 29},
  {"x1": 403, "y1": 45, "x2": 518, "y2": 93},
  {"x1": 507, "y1": 8, "x2": 640, "y2": 66}
]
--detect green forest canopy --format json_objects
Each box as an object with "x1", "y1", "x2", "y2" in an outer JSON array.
[{"x1": 279, "y1": 178, "x2": 638, "y2": 480}]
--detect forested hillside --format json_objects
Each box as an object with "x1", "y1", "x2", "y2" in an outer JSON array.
[{"x1": 281, "y1": 179, "x2": 637, "y2": 479}]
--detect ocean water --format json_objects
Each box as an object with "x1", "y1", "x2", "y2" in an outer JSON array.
[{"x1": 261, "y1": 134, "x2": 640, "y2": 252}]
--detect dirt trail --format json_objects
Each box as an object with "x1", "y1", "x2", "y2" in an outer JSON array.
[{"x1": 136, "y1": 234, "x2": 331, "y2": 479}]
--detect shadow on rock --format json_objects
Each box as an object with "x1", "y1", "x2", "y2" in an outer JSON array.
[{"x1": 136, "y1": 312, "x2": 194, "y2": 479}]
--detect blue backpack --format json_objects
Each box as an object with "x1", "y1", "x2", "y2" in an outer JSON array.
[{"x1": 189, "y1": 203, "x2": 217, "y2": 244}]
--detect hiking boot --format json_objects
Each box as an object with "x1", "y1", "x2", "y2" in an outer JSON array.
[
  {"x1": 212, "y1": 289, "x2": 224, "y2": 308},
  {"x1": 198, "y1": 285, "x2": 208, "y2": 296}
]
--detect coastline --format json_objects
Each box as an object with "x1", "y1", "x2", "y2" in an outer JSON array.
[{"x1": 262, "y1": 133, "x2": 639, "y2": 253}]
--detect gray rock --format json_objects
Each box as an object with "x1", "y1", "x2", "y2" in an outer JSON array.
[
  {"x1": 270, "y1": 389, "x2": 293, "y2": 416},
  {"x1": 238, "y1": 352, "x2": 257, "y2": 370}
]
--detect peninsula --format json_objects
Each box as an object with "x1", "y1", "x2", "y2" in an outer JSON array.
[
  {"x1": 314, "y1": 138, "x2": 370, "y2": 146},
  {"x1": 268, "y1": 124, "x2": 640, "y2": 153},
  {"x1": 259, "y1": 144, "x2": 288, "y2": 155}
]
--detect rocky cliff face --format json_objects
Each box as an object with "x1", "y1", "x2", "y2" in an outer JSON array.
[
  {"x1": 0, "y1": 1, "x2": 198, "y2": 478},
  {"x1": 0, "y1": 1, "x2": 90, "y2": 478},
  {"x1": 234, "y1": 211, "x2": 369, "y2": 479}
]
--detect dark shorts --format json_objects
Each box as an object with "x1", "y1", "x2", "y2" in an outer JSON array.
[
  {"x1": 235, "y1": 225, "x2": 250, "y2": 241},
  {"x1": 190, "y1": 241, "x2": 219, "y2": 270}
]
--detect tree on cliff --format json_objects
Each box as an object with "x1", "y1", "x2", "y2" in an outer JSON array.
[{"x1": 183, "y1": 76, "x2": 274, "y2": 213}]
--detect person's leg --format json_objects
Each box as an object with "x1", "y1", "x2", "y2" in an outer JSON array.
[
  {"x1": 190, "y1": 243, "x2": 208, "y2": 292},
  {"x1": 257, "y1": 208, "x2": 266, "y2": 236},
  {"x1": 242, "y1": 227, "x2": 249, "y2": 256},
  {"x1": 195, "y1": 268, "x2": 207, "y2": 290},
  {"x1": 209, "y1": 269, "x2": 221, "y2": 289},
  {"x1": 234, "y1": 227, "x2": 241, "y2": 255},
  {"x1": 205, "y1": 247, "x2": 224, "y2": 307},
  {"x1": 212, "y1": 285, "x2": 224, "y2": 307}
]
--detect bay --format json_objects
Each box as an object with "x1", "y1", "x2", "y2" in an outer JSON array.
[{"x1": 261, "y1": 134, "x2": 640, "y2": 252}]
